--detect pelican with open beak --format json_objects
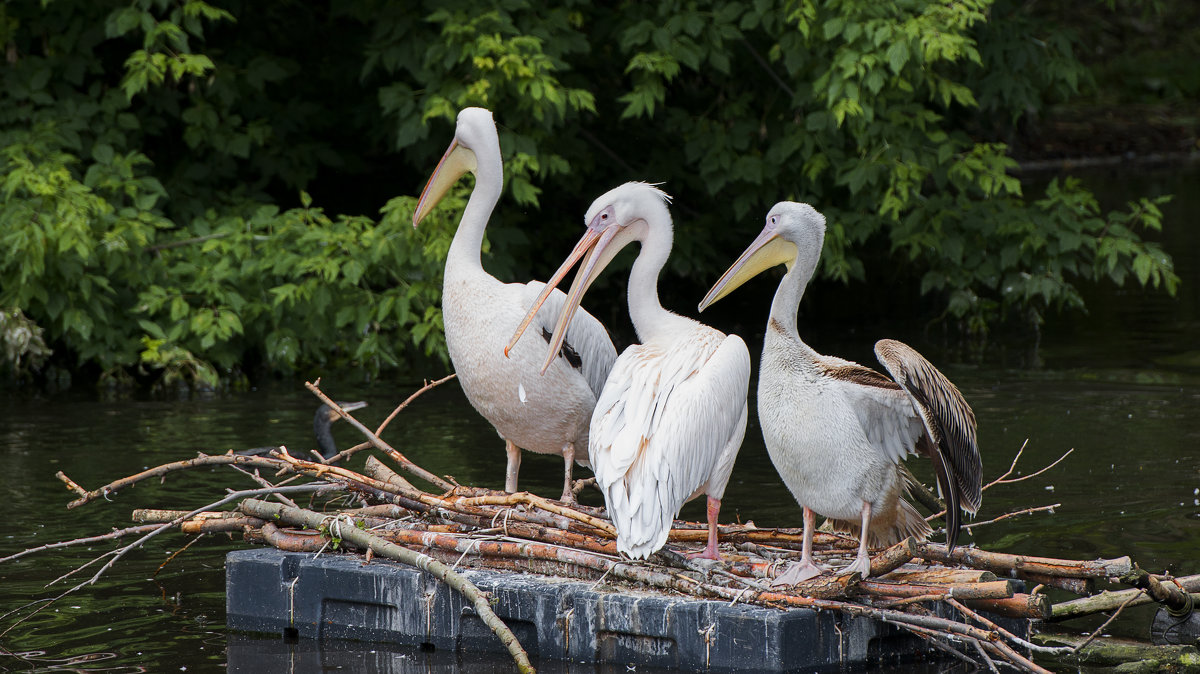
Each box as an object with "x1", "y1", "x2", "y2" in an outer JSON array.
[{"x1": 509, "y1": 182, "x2": 750, "y2": 560}]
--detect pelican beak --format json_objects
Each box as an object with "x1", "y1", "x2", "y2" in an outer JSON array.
[
  {"x1": 413, "y1": 138, "x2": 477, "y2": 227},
  {"x1": 698, "y1": 225, "x2": 797, "y2": 311},
  {"x1": 506, "y1": 211, "x2": 625, "y2": 373}
]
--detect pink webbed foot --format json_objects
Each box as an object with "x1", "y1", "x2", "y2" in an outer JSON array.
[{"x1": 771, "y1": 559, "x2": 829, "y2": 587}]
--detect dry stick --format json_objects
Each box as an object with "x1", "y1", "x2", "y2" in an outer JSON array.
[
  {"x1": 0, "y1": 525, "x2": 161, "y2": 564},
  {"x1": 254, "y1": 522, "x2": 325, "y2": 552},
  {"x1": 980, "y1": 638, "x2": 1053, "y2": 674},
  {"x1": 946, "y1": 597, "x2": 1070, "y2": 656},
  {"x1": 305, "y1": 380, "x2": 453, "y2": 491},
  {"x1": 870, "y1": 537, "x2": 918, "y2": 577},
  {"x1": 276, "y1": 450, "x2": 611, "y2": 538},
  {"x1": 961, "y1": 593, "x2": 1052, "y2": 620},
  {"x1": 971, "y1": 638, "x2": 1002, "y2": 674},
  {"x1": 229, "y1": 464, "x2": 299, "y2": 508},
  {"x1": 60, "y1": 453, "x2": 291, "y2": 509},
  {"x1": 240, "y1": 499, "x2": 533, "y2": 674},
  {"x1": 855, "y1": 579, "x2": 1014, "y2": 601},
  {"x1": 0, "y1": 484, "x2": 340, "y2": 640},
  {"x1": 911, "y1": 540, "x2": 1132, "y2": 579},
  {"x1": 961, "y1": 504, "x2": 1060, "y2": 532},
  {"x1": 894, "y1": 622, "x2": 981, "y2": 668},
  {"x1": 926, "y1": 441, "x2": 1073, "y2": 522},
  {"x1": 457, "y1": 492, "x2": 617, "y2": 537},
  {"x1": 374, "y1": 373, "x2": 457, "y2": 438},
  {"x1": 362, "y1": 455, "x2": 415, "y2": 492},
  {"x1": 987, "y1": 443, "x2": 1074, "y2": 489},
  {"x1": 1070, "y1": 592, "x2": 1142, "y2": 653},
  {"x1": 154, "y1": 533, "x2": 206, "y2": 577}
]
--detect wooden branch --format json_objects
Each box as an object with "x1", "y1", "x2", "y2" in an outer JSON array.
[
  {"x1": 374, "y1": 373, "x2": 456, "y2": 437},
  {"x1": 1050, "y1": 573, "x2": 1200, "y2": 621},
  {"x1": 1019, "y1": 571, "x2": 1093, "y2": 595},
  {"x1": 961, "y1": 593, "x2": 1052, "y2": 620},
  {"x1": 962, "y1": 504, "x2": 1060, "y2": 532},
  {"x1": 912, "y1": 540, "x2": 1132, "y2": 579},
  {"x1": 362, "y1": 455, "x2": 415, "y2": 492},
  {"x1": 456, "y1": 492, "x2": 617, "y2": 537},
  {"x1": 61, "y1": 453, "x2": 290, "y2": 509},
  {"x1": 305, "y1": 380, "x2": 453, "y2": 491},
  {"x1": 239, "y1": 499, "x2": 533, "y2": 673},
  {"x1": 1033, "y1": 632, "x2": 1200, "y2": 668},
  {"x1": 870, "y1": 537, "x2": 918, "y2": 577},
  {"x1": 0, "y1": 484, "x2": 340, "y2": 640},
  {"x1": 0, "y1": 525, "x2": 160, "y2": 564},
  {"x1": 1121, "y1": 568, "x2": 1194, "y2": 615},
  {"x1": 856, "y1": 579, "x2": 1014, "y2": 601}
]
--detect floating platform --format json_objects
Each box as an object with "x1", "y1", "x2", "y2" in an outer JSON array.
[{"x1": 225, "y1": 548, "x2": 1009, "y2": 671}]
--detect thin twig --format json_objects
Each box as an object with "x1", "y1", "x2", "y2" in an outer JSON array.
[
  {"x1": 375, "y1": 374, "x2": 456, "y2": 437},
  {"x1": 1072, "y1": 590, "x2": 1143, "y2": 653},
  {"x1": 305, "y1": 380, "x2": 453, "y2": 491},
  {"x1": 0, "y1": 525, "x2": 160, "y2": 564},
  {"x1": 1, "y1": 483, "x2": 341, "y2": 639},
  {"x1": 154, "y1": 533, "x2": 206, "y2": 577},
  {"x1": 229, "y1": 465, "x2": 300, "y2": 508},
  {"x1": 962, "y1": 504, "x2": 1060, "y2": 531}
]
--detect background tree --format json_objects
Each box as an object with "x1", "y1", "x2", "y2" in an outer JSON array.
[{"x1": 0, "y1": 0, "x2": 1184, "y2": 389}]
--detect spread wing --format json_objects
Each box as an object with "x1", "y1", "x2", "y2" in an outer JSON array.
[
  {"x1": 818, "y1": 354, "x2": 927, "y2": 466},
  {"x1": 874, "y1": 339, "x2": 981, "y2": 515},
  {"x1": 522, "y1": 281, "x2": 617, "y2": 397},
  {"x1": 589, "y1": 329, "x2": 750, "y2": 559}
]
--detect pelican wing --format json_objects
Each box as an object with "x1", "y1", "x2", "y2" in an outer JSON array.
[
  {"x1": 521, "y1": 281, "x2": 617, "y2": 397},
  {"x1": 818, "y1": 354, "x2": 927, "y2": 466},
  {"x1": 590, "y1": 329, "x2": 750, "y2": 558},
  {"x1": 873, "y1": 339, "x2": 981, "y2": 514}
]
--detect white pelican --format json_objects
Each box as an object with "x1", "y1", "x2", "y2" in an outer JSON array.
[
  {"x1": 699, "y1": 202, "x2": 982, "y2": 581},
  {"x1": 508, "y1": 182, "x2": 750, "y2": 559},
  {"x1": 412, "y1": 107, "x2": 617, "y2": 502}
]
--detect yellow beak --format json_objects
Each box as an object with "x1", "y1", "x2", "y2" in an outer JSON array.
[
  {"x1": 413, "y1": 139, "x2": 477, "y2": 227},
  {"x1": 698, "y1": 226, "x2": 797, "y2": 311}
]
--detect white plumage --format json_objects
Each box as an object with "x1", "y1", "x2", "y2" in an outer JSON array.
[
  {"x1": 700, "y1": 201, "x2": 981, "y2": 581},
  {"x1": 413, "y1": 108, "x2": 617, "y2": 502},
  {"x1": 510, "y1": 182, "x2": 750, "y2": 559}
]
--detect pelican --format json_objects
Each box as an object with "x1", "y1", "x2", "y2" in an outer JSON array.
[
  {"x1": 699, "y1": 202, "x2": 982, "y2": 581},
  {"x1": 412, "y1": 107, "x2": 617, "y2": 502},
  {"x1": 508, "y1": 182, "x2": 750, "y2": 560}
]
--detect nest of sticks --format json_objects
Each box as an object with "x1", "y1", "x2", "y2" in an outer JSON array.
[{"x1": 9, "y1": 377, "x2": 1199, "y2": 674}]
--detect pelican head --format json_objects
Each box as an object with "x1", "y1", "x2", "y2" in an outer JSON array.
[
  {"x1": 698, "y1": 201, "x2": 826, "y2": 312},
  {"x1": 506, "y1": 182, "x2": 673, "y2": 370},
  {"x1": 413, "y1": 107, "x2": 498, "y2": 226}
]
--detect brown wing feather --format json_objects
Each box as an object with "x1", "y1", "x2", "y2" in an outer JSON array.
[{"x1": 874, "y1": 339, "x2": 982, "y2": 549}]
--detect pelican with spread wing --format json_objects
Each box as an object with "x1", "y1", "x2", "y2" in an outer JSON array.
[
  {"x1": 509, "y1": 182, "x2": 750, "y2": 559},
  {"x1": 699, "y1": 202, "x2": 982, "y2": 581}
]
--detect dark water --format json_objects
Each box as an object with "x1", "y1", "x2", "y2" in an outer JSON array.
[{"x1": 1, "y1": 165, "x2": 1198, "y2": 672}]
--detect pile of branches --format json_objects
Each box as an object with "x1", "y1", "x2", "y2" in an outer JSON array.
[{"x1": 6, "y1": 377, "x2": 1198, "y2": 674}]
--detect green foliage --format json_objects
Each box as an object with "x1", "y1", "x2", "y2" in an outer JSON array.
[{"x1": 0, "y1": 0, "x2": 1183, "y2": 390}]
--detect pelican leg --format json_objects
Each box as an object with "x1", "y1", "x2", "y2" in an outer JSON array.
[
  {"x1": 839, "y1": 501, "x2": 873, "y2": 579},
  {"x1": 685, "y1": 496, "x2": 722, "y2": 560},
  {"x1": 771, "y1": 505, "x2": 827, "y2": 586},
  {"x1": 504, "y1": 440, "x2": 521, "y2": 493},
  {"x1": 559, "y1": 442, "x2": 577, "y2": 504}
]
